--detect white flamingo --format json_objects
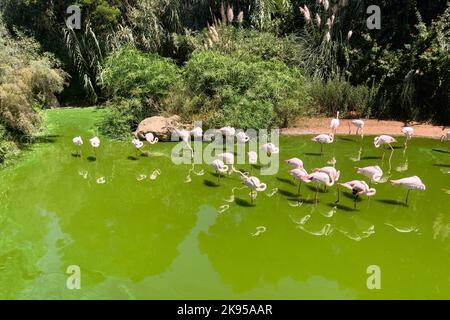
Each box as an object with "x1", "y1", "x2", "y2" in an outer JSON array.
[
  {"x1": 242, "y1": 176, "x2": 267, "y2": 204},
  {"x1": 356, "y1": 165, "x2": 383, "y2": 185},
  {"x1": 89, "y1": 137, "x2": 100, "y2": 157},
  {"x1": 441, "y1": 130, "x2": 450, "y2": 151},
  {"x1": 191, "y1": 126, "x2": 203, "y2": 140},
  {"x1": 337, "y1": 180, "x2": 376, "y2": 209},
  {"x1": 219, "y1": 126, "x2": 236, "y2": 137},
  {"x1": 236, "y1": 131, "x2": 250, "y2": 144},
  {"x1": 330, "y1": 111, "x2": 340, "y2": 134},
  {"x1": 311, "y1": 133, "x2": 334, "y2": 154},
  {"x1": 374, "y1": 135, "x2": 396, "y2": 160},
  {"x1": 248, "y1": 151, "x2": 258, "y2": 165},
  {"x1": 145, "y1": 132, "x2": 159, "y2": 144},
  {"x1": 401, "y1": 126, "x2": 413, "y2": 148},
  {"x1": 175, "y1": 129, "x2": 193, "y2": 158},
  {"x1": 285, "y1": 158, "x2": 304, "y2": 169},
  {"x1": 349, "y1": 119, "x2": 365, "y2": 137},
  {"x1": 261, "y1": 143, "x2": 279, "y2": 157},
  {"x1": 211, "y1": 159, "x2": 229, "y2": 184},
  {"x1": 132, "y1": 138, "x2": 144, "y2": 156},
  {"x1": 313, "y1": 166, "x2": 340, "y2": 186},
  {"x1": 301, "y1": 171, "x2": 335, "y2": 204},
  {"x1": 290, "y1": 168, "x2": 309, "y2": 195},
  {"x1": 390, "y1": 176, "x2": 426, "y2": 204},
  {"x1": 72, "y1": 136, "x2": 83, "y2": 157},
  {"x1": 217, "y1": 152, "x2": 235, "y2": 175}
]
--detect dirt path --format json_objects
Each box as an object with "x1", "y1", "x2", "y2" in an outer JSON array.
[{"x1": 282, "y1": 117, "x2": 447, "y2": 139}]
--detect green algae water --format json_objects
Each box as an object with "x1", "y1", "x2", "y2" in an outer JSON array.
[{"x1": 0, "y1": 108, "x2": 449, "y2": 299}]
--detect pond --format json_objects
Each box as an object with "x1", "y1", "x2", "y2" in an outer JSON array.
[{"x1": 0, "y1": 108, "x2": 449, "y2": 299}]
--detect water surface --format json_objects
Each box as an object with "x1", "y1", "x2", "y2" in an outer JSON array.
[{"x1": 0, "y1": 108, "x2": 449, "y2": 299}]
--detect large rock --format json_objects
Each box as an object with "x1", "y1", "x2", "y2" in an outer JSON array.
[{"x1": 134, "y1": 115, "x2": 186, "y2": 141}]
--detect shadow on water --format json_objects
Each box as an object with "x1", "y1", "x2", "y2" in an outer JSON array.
[
  {"x1": 338, "y1": 137, "x2": 355, "y2": 142},
  {"x1": 288, "y1": 198, "x2": 316, "y2": 204},
  {"x1": 276, "y1": 177, "x2": 296, "y2": 186},
  {"x1": 432, "y1": 148, "x2": 450, "y2": 154},
  {"x1": 361, "y1": 156, "x2": 382, "y2": 160},
  {"x1": 376, "y1": 199, "x2": 408, "y2": 207},
  {"x1": 235, "y1": 198, "x2": 256, "y2": 207},
  {"x1": 306, "y1": 185, "x2": 327, "y2": 193},
  {"x1": 327, "y1": 203, "x2": 357, "y2": 212},
  {"x1": 32, "y1": 134, "x2": 60, "y2": 144},
  {"x1": 341, "y1": 191, "x2": 362, "y2": 202},
  {"x1": 71, "y1": 153, "x2": 81, "y2": 158},
  {"x1": 127, "y1": 156, "x2": 139, "y2": 161},
  {"x1": 252, "y1": 164, "x2": 264, "y2": 169},
  {"x1": 304, "y1": 152, "x2": 322, "y2": 157},
  {"x1": 203, "y1": 180, "x2": 220, "y2": 188},
  {"x1": 433, "y1": 163, "x2": 450, "y2": 168},
  {"x1": 279, "y1": 189, "x2": 298, "y2": 197},
  {"x1": 87, "y1": 156, "x2": 97, "y2": 162}
]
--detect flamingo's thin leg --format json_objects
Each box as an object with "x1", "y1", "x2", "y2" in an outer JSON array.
[{"x1": 405, "y1": 189, "x2": 410, "y2": 205}]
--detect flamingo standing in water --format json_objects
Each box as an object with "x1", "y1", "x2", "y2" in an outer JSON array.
[
  {"x1": 236, "y1": 131, "x2": 250, "y2": 144},
  {"x1": 211, "y1": 159, "x2": 229, "y2": 184},
  {"x1": 374, "y1": 135, "x2": 396, "y2": 160},
  {"x1": 330, "y1": 111, "x2": 340, "y2": 134},
  {"x1": 390, "y1": 176, "x2": 426, "y2": 205},
  {"x1": 242, "y1": 175, "x2": 267, "y2": 204},
  {"x1": 290, "y1": 168, "x2": 309, "y2": 195},
  {"x1": 132, "y1": 138, "x2": 144, "y2": 156},
  {"x1": 401, "y1": 127, "x2": 413, "y2": 149},
  {"x1": 145, "y1": 132, "x2": 159, "y2": 144},
  {"x1": 175, "y1": 129, "x2": 193, "y2": 158},
  {"x1": 441, "y1": 130, "x2": 450, "y2": 151},
  {"x1": 301, "y1": 171, "x2": 335, "y2": 204},
  {"x1": 89, "y1": 137, "x2": 100, "y2": 157},
  {"x1": 311, "y1": 133, "x2": 334, "y2": 154},
  {"x1": 313, "y1": 166, "x2": 340, "y2": 191},
  {"x1": 261, "y1": 143, "x2": 279, "y2": 157},
  {"x1": 337, "y1": 180, "x2": 376, "y2": 209},
  {"x1": 356, "y1": 165, "x2": 383, "y2": 186},
  {"x1": 248, "y1": 151, "x2": 258, "y2": 174},
  {"x1": 217, "y1": 152, "x2": 235, "y2": 175},
  {"x1": 285, "y1": 158, "x2": 304, "y2": 170},
  {"x1": 72, "y1": 136, "x2": 83, "y2": 157},
  {"x1": 349, "y1": 119, "x2": 365, "y2": 138}
]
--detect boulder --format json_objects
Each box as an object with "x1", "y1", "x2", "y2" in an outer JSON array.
[{"x1": 134, "y1": 115, "x2": 188, "y2": 141}]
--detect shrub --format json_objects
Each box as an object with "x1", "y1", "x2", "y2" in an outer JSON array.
[
  {"x1": 0, "y1": 18, "x2": 66, "y2": 154},
  {"x1": 309, "y1": 77, "x2": 377, "y2": 118},
  {"x1": 178, "y1": 51, "x2": 310, "y2": 129},
  {"x1": 99, "y1": 47, "x2": 179, "y2": 104},
  {"x1": 99, "y1": 99, "x2": 146, "y2": 140}
]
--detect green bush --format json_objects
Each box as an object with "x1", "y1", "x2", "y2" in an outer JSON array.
[
  {"x1": 100, "y1": 47, "x2": 180, "y2": 103},
  {"x1": 99, "y1": 99, "x2": 145, "y2": 140},
  {"x1": 309, "y1": 78, "x2": 377, "y2": 118},
  {"x1": 177, "y1": 51, "x2": 310, "y2": 129}
]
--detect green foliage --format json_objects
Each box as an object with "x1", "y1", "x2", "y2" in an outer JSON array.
[
  {"x1": 99, "y1": 47, "x2": 179, "y2": 103},
  {"x1": 178, "y1": 51, "x2": 310, "y2": 129},
  {"x1": 99, "y1": 99, "x2": 145, "y2": 140},
  {"x1": 309, "y1": 77, "x2": 377, "y2": 117}
]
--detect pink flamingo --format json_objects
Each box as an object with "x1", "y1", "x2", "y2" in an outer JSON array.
[
  {"x1": 132, "y1": 138, "x2": 144, "y2": 156},
  {"x1": 285, "y1": 158, "x2": 304, "y2": 169},
  {"x1": 313, "y1": 166, "x2": 340, "y2": 191},
  {"x1": 337, "y1": 180, "x2": 376, "y2": 209},
  {"x1": 390, "y1": 176, "x2": 426, "y2": 204},
  {"x1": 330, "y1": 111, "x2": 340, "y2": 134},
  {"x1": 211, "y1": 159, "x2": 229, "y2": 184},
  {"x1": 290, "y1": 168, "x2": 309, "y2": 195},
  {"x1": 248, "y1": 151, "x2": 258, "y2": 174},
  {"x1": 145, "y1": 132, "x2": 159, "y2": 144},
  {"x1": 441, "y1": 130, "x2": 450, "y2": 151},
  {"x1": 374, "y1": 135, "x2": 396, "y2": 160},
  {"x1": 242, "y1": 176, "x2": 267, "y2": 203},
  {"x1": 89, "y1": 136, "x2": 100, "y2": 157},
  {"x1": 72, "y1": 136, "x2": 83, "y2": 157},
  {"x1": 301, "y1": 171, "x2": 335, "y2": 204},
  {"x1": 311, "y1": 133, "x2": 334, "y2": 154},
  {"x1": 349, "y1": 119, "x2": 365, "y2": 137},
  {"x1": 236, "y1": 131, "x2": 250, "y2": 144},
  {"x1": 190, "y1": 126, "x2": 203, "y2": 140},
  {"x1": 175, "y1": 129, "x2": 194, "y2": 158},
  {"x1": 401, "y1": 127, "x2": 413, "y2": 148},
  {"x1": 261, "y1": 143, "x2": 279, "y2": 157},
  {"x1": 356, "y1": 165, "x2": 383, "y2": 186}
]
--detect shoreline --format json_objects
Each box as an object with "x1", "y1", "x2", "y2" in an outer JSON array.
[{"x1": 282, "y1": 117, "x2": 447, "y2": 139}]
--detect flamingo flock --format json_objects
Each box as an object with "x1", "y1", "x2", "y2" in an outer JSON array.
[{"x1": 72, "y1": 113, "x2": 449, "y2": 210}]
